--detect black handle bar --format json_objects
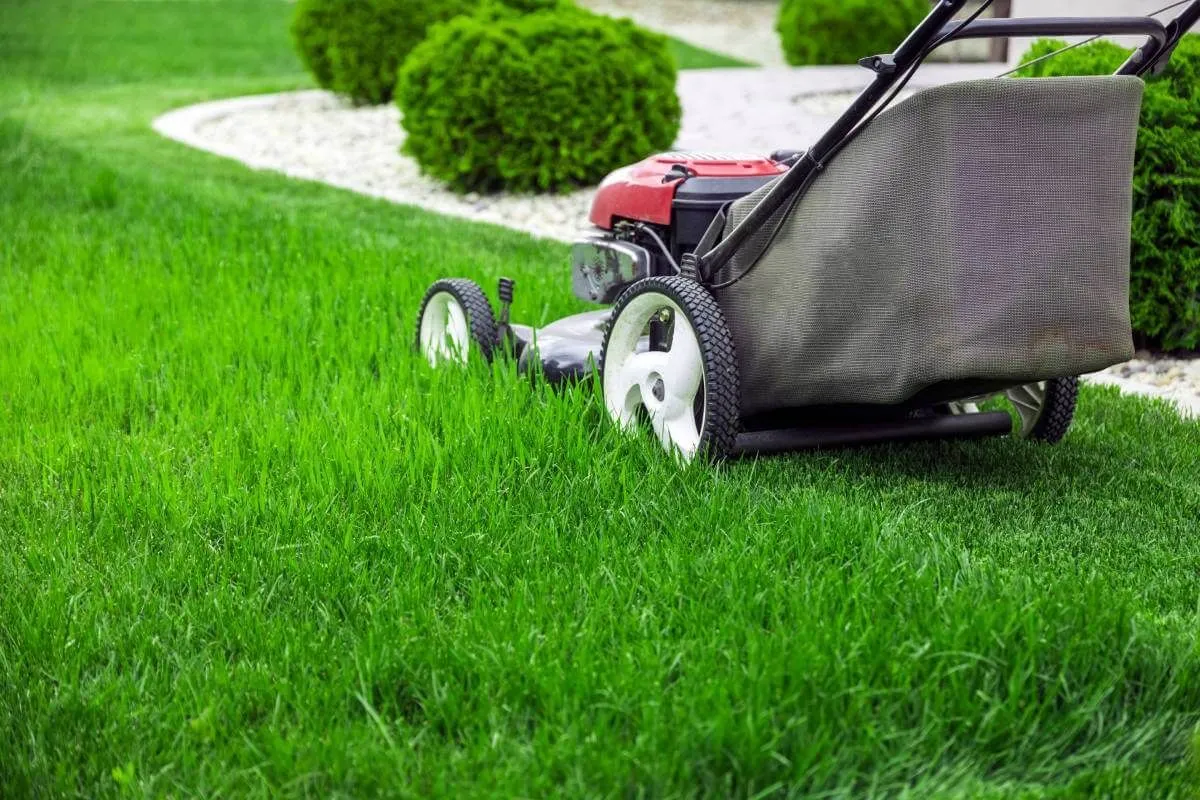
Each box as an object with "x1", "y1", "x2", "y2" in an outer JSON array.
[
  {"x1": 936, "y1": 16, "x2": 1169, "y2": 49},
  {"x1": 933, "y1": 15, "x2": 1178, "y2": 76}
]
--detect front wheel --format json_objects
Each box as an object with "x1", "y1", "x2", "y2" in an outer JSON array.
[
  {"x1": 600, "y1": 276, "x2": 741, "y2": 462},
  {"x1": 415, "y1": 279, "x2": 498, "y2": 367}
]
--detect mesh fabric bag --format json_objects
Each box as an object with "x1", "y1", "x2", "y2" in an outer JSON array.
[{"x1": 714, "y1": 76, "x2": 1145, "y2": 415}]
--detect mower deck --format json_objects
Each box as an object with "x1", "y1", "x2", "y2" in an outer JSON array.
[
  {"x1": 511, "y1": 310, "x2": 610, "y2": 385},
  {"x1": 509, "y1": 310, "x2": 1015, "y2": 455}
]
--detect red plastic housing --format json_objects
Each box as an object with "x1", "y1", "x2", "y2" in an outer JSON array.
[{"x1": 588, "y1": 153, "x2": 788, "y2": 230}]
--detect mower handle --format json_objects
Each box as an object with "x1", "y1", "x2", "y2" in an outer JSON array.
[
  {"x1": 935, "y1": 16, "x2": 1168, "y2": 50},
  {"x1": 933, "y1": 15, "x2": 1172, "y2": 75},
  {"x1": 692, "y1": 0, "x2": 1200, "y2": 281}
]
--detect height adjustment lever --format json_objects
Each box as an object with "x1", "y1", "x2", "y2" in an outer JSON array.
[
  {"x1": 858, "y1": 54, "x2": 898, "y2": 75},
  {"x1": 496, "y1": 277, "x2": 515, "y2": 350}
]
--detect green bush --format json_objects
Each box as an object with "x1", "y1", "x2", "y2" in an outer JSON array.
[
  {"x1": 290, "y1": 0, "x2": 337, "y2": 88},
  {"x1": 1017, "y1": 37, "x2": 1200, "y2": 351},
  {"x1": 776, "y1": 0, "x2": 929, "y2": 66},
  {"x1": 396, "y1": 6, "x2": 681, "y2": 193},
  {"x1": 290, "y1": 0, "x2": 479, "y2": 105},
  {"x1": 485, "y1": 0, "x2": 568, "y2": 10},
  {"x1": 290, "y1": 0, "x2": 573, "y2": 105}
]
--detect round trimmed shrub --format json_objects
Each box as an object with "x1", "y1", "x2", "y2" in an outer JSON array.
[
  {"x1": 290, "y1": 0, "x2": 573, "y2": 105},
  {"x1": 1017, "y1": 37, "x2": 1200, "y2": 351},
  {"x1": 396, "y1": 7, "x2": 681, "y2": 193},
  {"x1": 776, "y1": 0, "x2": 930, "y2": 66},
  {"x1": 291, "y1": 0, "x2": 476, "y2": 105},
  {"x1": 291, "y1": 0, "x2": 338, "y2": 88}
]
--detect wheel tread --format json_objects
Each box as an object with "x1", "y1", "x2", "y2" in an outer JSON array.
[
  {"x1": 1028, "y1": 376, "x2": 1078, "y2": 444},
  {"x1": 601, "y1": 276, "x2": 741, "y2": 461},
  {"x1": 415, "y1": 278, "x2": 499, "y2": 362}
]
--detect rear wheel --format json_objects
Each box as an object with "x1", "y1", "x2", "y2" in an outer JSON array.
[
  {"x1": 415, "y1": 279, "x2": 497, "y2": 366},
  {"x1": 600, "y1": 276, "x2": 740, "y2": 462},
  {"x1": 943, "y1": 378, "x2": 1079, "y2": 444},
  {"x1": 1006, "y1": 378, "x2": 1078, "y2": 443}
]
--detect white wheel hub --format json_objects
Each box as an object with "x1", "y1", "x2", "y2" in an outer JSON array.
[
  {"x1": 1005, "y1": 381, "x2": 1047, "y2": 438},
  {"x1": 603, "y1": 292, "x2": 706, "y2": 459},
  {"x1": 944, "y1": 383, "x2": 1048, "y2": 438},
  {"x1": 419, "y1": 291, "x2": 470, "y2": 366}
]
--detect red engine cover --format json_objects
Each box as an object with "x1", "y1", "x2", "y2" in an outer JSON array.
[{"x1": 588, "y1": 152, "x2": 788, "y2": 230}]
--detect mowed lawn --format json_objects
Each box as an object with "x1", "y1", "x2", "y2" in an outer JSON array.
[{"x1": 2, "y1": 1, "x2": 1199, "y2": 797}]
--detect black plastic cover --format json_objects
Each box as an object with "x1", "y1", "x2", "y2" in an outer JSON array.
[{"x1": 672, "y1": 175, "x2": 777, "y2": 255}]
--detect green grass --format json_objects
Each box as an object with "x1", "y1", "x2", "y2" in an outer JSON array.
[
  {"x1": 2, "y1": 1, "x2": 1200, "y2": 797},
  {"x1": 668, "y1": 36, "x2": 756, "y2": 69}
]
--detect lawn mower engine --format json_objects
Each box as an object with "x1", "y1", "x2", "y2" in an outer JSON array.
[
  {"x1": 574, "y1": 153, "x2": 788, "y2": 303},
  {"x1": 513, "y1": 152, "x2": 789, "y2": 381}
]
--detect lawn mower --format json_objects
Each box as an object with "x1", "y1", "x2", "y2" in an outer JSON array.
[{"x1": 416, "y1": 0, "x2": 1200, "y2": 461}]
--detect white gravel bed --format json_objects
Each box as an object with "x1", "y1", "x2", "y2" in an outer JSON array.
[
  {"x1": 1089, "y1": 355, "x2": 1200, "y2": 418},
  {"x1": 152, "y1": 64, "x2": 1199, "y2": 417},
  {"x1": 157, "y1": 90, "x2": 597, "y2": 242}
]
